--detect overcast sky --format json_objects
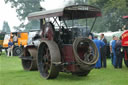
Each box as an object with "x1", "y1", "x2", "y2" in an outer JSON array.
[
  {"x1": 40, "y1": 0, "x2": 71, "y2": 10},
  {"x1": 0, "y1": 0, "x2": 72, "y2": 31},
  {"x1": 0, "y1": 0, "x2": 20, "y2": 31}
]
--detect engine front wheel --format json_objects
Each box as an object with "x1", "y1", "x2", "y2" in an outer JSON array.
[{"x1": 37, "y1": 40, "x2": 61, "y2": 79}]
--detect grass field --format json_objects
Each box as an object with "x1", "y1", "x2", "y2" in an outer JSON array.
[{"x1": 0, "y1": 52, "x2": 128, "y2": 85}]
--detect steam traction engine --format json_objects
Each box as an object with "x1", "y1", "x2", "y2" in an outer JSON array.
[
  {"x1": 122, "y1": 16, "x2": 128, "y2": 67},
  {"x1": 20, "y1": 5, "x2": 101, "y2": 79}
]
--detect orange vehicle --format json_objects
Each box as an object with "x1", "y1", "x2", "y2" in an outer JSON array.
[
  {"x1": 3, "y1": 32, "x2": 28, "y2": 56},
  {"x1": 122, "y1": 16, "x2": 128, "y2": 67},
  {"x1": 0, "y1": 32, "x2": 6, "y2": 55}
]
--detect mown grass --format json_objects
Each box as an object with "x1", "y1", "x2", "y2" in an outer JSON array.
[{"x1": 0, "y1": 52, "x2": 128, "y2": 85}]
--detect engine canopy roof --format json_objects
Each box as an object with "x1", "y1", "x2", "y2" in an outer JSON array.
[{"x1": 28, "y1": 5, "x2": 101, "y2": 20}]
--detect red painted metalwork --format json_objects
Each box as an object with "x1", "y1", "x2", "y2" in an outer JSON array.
[
  {"x1": 77, "y1": 46, "x2": 88, "y2": 60},
  {"x1": 62, "y1": 45, "x2": 89, "y2": 72},
  {"x1": 125, "y1": 50, "x2": 128, "y2": 60},
  {"x1": 123, "y1": 16, "x2": 128, "y2": 19},
  {"x1": 44, "y1": 27, "x2": 54, "y2": 40},
  {"x1": 122, "y1": 30, "x2": 128, "y2": 61},
  {"x1": 42, "y1": 22, "x2": 54, "y2": 40},
  {"x1": 62, "y1": 45, "x2": 76, "y2": 72},
  {"x1": 122, "y1": 16, "x2": 128, "y2": 66},
  {"x1": 122, "y1": 30, "x2": 128, "y2": 46}
]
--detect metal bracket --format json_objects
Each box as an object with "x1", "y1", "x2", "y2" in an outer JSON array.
[{"x1": 19, "y1": 56, "x2": 33, "y2": 60}]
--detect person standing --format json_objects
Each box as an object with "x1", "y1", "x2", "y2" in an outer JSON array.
[
  {"x1": 110, "y1": 36, "x2": 115, "y2": 64},
  {"x1": 13, "y1": 34, "x2": 18, "y2": 45},
  {"x1": 111, "y1": 36, "x2": 118, "y2": 67},
  {"x1": 88, "y1": 34, "x2": 93, "y2": 40},
  {"x1": 93, "y1": 36, "x2": 105, "y2": 68},
  {"x1": 100, "y1": 33, "x2": 107, "y2": 68},
  {"x1": 88, "y1": 33, "x2": 94, "y2": 40},
  {"x1": 8, "y1": 40, "x2": 13, "y2": 56},
  {"x1": 115, "y1": 36, "x2": 123, "y2": 68}
]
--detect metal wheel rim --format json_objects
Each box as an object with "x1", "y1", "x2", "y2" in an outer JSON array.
[
  {"x1": 37, "y1": 40, "x2": 61, "y2": 79},
  {"x1": 40, "y1": 43, "x2": 51, "y2": 77}
]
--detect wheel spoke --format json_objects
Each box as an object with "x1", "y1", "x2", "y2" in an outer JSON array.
[
  {"x1": 41, "y1": 45, "x2": 51, "y2": 77},
  {"x1": 38, "y1": 41, "x2": 60, "y2": 79}
]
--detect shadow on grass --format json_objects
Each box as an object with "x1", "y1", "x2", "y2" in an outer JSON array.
[
  {"x1": 53, "y1": 72, "x2": 89, "y2": 81},
  {"x1": 1, "y1": 70, "x2": 38, "y2": 76}
]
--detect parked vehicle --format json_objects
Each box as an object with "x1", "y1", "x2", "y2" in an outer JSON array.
[
  {"x1": 0, "y1": 32, "x2": 6, "y2": 55},
  {"x1": 3, "y1": 32, "x2": 28, "y2": 56},
  {"x1": 122, "y1": 16, "x2": 128, "y2": 67}
]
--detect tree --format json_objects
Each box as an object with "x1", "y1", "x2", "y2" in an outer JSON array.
[
  {"x1": 2, "y1": 21, "x2": 11, "y2": 32},
  {"x1": 4, "y1": 0, "x2": 44, "y2": 31},
  {"x1": 89, "y1": 0, "x2": 128, "y2": 32},
  {"x1": 71, "y1": 0, "x2": 128, "y2": 32},
  {"x1": 126, "y1": 0, "x2": 128, "y2": 6}
]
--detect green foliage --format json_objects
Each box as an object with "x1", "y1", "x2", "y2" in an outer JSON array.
[
  {"x1": 5, "y1": 0, "x2": 128, "y2": 32},
  {"x1": 24, "y1": 20, "x2": 40, "y2": 31},
  {"x1": 4, "y1": 0, "x2": 43, "y2": 20},
  {"x1": 0, "y1": 54, "x2": 128, "y2": 85},
  {"x1": 2, "y1": 21, "x2": 11, "y2": 32},
  {"x1": 4, "y1": 0, "x2": 44, "y2": 31},
  {"x1": 89, "y1": 0, "x2": 128, "y2": 32},
  {"x1": 126, "y1": 0, "x2": 128, "y2": 6},
  {"x1": 71, "y1": 0, "x2": 128, "y2": 32}
]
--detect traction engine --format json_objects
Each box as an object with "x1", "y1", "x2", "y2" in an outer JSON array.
[{"x1": 20, "y1": 5, "x2": 101, "y2": 79}]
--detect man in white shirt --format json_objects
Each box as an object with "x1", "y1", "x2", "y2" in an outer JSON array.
[{"x1": 13, "y1": 34, "x2": 18, "y2": 44}]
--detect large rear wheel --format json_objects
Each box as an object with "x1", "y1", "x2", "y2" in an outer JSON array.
[
  {"x1": 37, "y1": 40, "x2": 61, "y2": 79},
  {"x1": 124, "y1": 59, "x2": 128, "y2": 67},
  {"x1": 73, "y1": 38, "x2": 99, "y2": 70}
]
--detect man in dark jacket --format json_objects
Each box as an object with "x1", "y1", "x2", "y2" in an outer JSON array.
[
  {"x1": 100, "y1": 34, "x2": 107, "y2": 68},
  {"x1": 115, "y1": 36, "x2": 123, "y2": 68}
]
